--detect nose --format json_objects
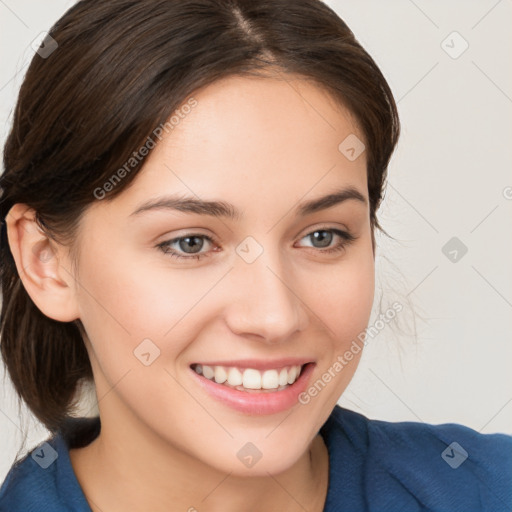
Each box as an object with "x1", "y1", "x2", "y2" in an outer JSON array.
[{"x1": 223, "y1": 247, "x2": 309, "y2": 344}]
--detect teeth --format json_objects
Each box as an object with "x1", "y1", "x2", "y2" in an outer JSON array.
[
  {"x1": 261, "y1": 369, "x2": 279, "y2": 389},
  {"x1": 278, "y1": 368, "x2": 288, "y2": 386},
  {"x1": 227, "y1": 367, "x2": 243, "y2": 386},
  {"x1": 243, "y1": 369, "x2": 261, "y2": 389},
  {"x1": 287, "y1": 365, "x2": 297, "y2": 385},
  {"x1": 202, "y1": 365, "x2": 214, "y2": 380},
  {"x1": 214, "y1": 366, "x2": 227, "y2": 384},
  {"x1": 193, "y1": 364, "x2": 304, "y2": 391}
]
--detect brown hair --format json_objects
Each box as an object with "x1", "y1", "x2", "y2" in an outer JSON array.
[{"x1": 0, "y1": 0, "x2": 400, "y2": 433}]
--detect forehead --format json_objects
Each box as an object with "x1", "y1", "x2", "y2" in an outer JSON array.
[
  {"x1": 93, "y1": 74, "x2": 368, "y2": 219},
  {"x1": 160, "y1": 73, "x2": 364, "y2": 164}
]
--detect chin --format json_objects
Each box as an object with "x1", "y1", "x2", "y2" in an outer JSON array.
[{"x1": 211, "y1": 434, "x2": 310, "y2": 478}]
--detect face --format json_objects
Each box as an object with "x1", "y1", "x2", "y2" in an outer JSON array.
[{"x1": 71, "y1": 74, "x2": 374, "y2": 476}]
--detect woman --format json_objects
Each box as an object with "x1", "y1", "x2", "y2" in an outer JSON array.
[{"x1": 0, "y1": 1, "x2": 510, "y2": 511}]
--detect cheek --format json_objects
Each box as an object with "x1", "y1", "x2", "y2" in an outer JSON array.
[
  {"x1": 303, "y1": 239, "x2": 375, "y2": 396},
  {"x1": 306, "y1": 241, "x2": 375, "y2": 345},
  {"x1": 74, "y1": 247, "x2": 216, "y2": 432},
  {"x1": 75, "y1": 245, "x2": 230, "y2": 370},
  {"x1": 332, "y1": 262, "x2": 375, "y2": 344},
  {"x1": 74, "y1": 248, "x2": 163, "y2": 369},
  {"x1": 78, "y1": 236, "x2": 178, "y2": 326}
]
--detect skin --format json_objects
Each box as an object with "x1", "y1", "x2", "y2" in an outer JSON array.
[{"x1": 7, "y1": 73, "x2": 375, "y2": 512}]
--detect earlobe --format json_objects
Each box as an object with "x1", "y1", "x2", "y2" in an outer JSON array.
[{"x1": 5, "y1": 203, "x2": 81, "y2": 322}]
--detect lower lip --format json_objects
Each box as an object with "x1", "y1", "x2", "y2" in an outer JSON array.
[{"x1": 189, "y1": 363, "x2": 316, "y2": 415}]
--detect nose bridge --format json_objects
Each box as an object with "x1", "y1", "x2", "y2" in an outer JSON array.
[{"x1": 225, "y1": 242, "x2": 307, "y2": 342}]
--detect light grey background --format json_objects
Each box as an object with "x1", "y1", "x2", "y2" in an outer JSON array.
[{"x1": 1, "y1": 0, "x2": 511, "y2": 482}]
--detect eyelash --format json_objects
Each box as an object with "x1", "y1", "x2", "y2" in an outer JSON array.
[{"x1": 156, "y1": 228, "x2": 357, "y2": 261}]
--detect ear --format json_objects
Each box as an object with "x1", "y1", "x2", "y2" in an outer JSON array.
[{"x1": 5, "y1": 203, "x2": 80, "y2": 322}]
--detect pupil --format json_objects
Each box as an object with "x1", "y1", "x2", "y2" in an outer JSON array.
[
  {"x1": 312, "y1": 230, "x2": 332, "y2": 248},
  {"x1": 180, "y1": 236, "x2": 203, "y2": 253}
]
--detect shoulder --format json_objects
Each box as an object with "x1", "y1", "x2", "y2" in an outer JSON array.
[
  {"x1": 0, "y1": 435, "x2": 71, "y2": 511},
  {"x1": 0, "y1": 418, "x2": 99, "y2": 512},
  {"x1": 321, "y1": 405, "x2": 512, "y2": 512}
]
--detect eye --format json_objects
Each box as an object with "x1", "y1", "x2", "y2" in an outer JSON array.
[
  {"x1": 156, "y1": 227, "x2": 357, "y2": 262},
  {"x1": 296, "y1": 228, "x2": 357, "y2": 255},
  {"x1": 156, "y1": 234, "x2": 217, "y2": 261}
]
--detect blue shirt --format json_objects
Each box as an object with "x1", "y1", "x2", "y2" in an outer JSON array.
[{"x1": 1, "y1": 405, "x2": 511, "y2": 511}]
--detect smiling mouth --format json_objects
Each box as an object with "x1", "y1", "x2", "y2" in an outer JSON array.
[{"x1": 190, "y1": 362, "x2": 312, "y2": 393}]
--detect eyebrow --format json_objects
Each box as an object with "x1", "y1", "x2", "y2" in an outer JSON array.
[{"x1": 129, "y1": 186, "x2": 367, "y2": 220}]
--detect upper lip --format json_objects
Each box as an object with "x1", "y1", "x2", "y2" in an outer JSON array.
[{"x1": 190, "y1": 358, "x2": 315, "y2": 371}]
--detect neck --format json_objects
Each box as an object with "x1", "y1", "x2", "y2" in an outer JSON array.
[{"x1": 69, "y1": 406, "x2": 329, "y2": 512}]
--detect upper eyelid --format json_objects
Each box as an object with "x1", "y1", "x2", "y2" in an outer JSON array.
[
  {"x1": 298, "y1": 224, "x2": 352, "y2": 238},
  {"x1": 165, "y1": 222, "x2": 351, "y2": 240}
]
